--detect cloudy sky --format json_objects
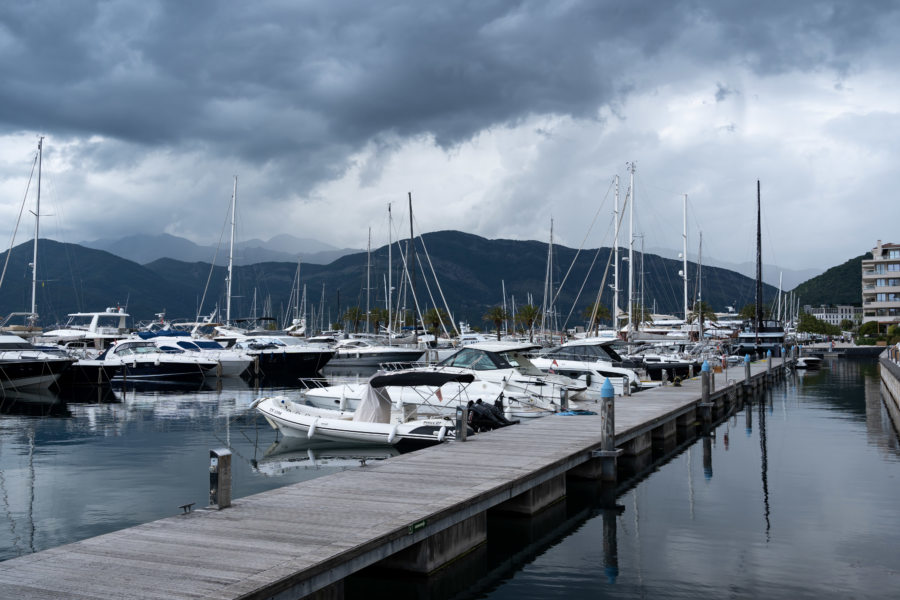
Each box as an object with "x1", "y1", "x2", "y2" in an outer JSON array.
[{"x1": 1, "y1": 0, "x2": 898, "y2": 275}]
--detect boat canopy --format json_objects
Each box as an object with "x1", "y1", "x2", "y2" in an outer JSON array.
[{"x1": 369, "y1": 371, "x2": 475, "y2": 388}]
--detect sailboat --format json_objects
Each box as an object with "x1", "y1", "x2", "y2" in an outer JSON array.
[
  {"x1": 0, "y1": 138, "x2": 73, "y2": 389},
  {"x1": 733, "y1": 181, "x2": 786, "y2": 357}
]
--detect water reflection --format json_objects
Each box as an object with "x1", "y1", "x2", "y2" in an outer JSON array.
[
  {"x1": 252, "y1": 437, "x2": 402, "y2": 476},
  {"x1": 355, "y1": 358, "x2": 900, "y2": 600}
]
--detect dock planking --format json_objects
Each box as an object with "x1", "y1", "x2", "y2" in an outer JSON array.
[{"x1": 0, "y1": 358, "x2": 787, "y2": 600}]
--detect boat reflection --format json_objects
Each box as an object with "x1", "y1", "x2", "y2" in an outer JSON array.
[
  {"x1": 252, "y1": 437, "x2": 402, "y2": 476},
  {"x1": 0, "y1": 389, "x2": 69, "y2": 417}
]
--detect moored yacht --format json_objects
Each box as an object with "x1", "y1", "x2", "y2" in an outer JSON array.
[
  {"x1": 41, "y1": 307, "x2": 131, "y2": 350},
  {"x1": 72, "y1": 339, "x2": 216, "y2": 384},
  {"x1": 0, "y1": 334, "x2": 73, "y2": 390}
]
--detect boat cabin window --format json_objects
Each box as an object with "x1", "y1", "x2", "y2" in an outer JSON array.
[
  {"x1": 113, "y1": 342, "x2": 158, "y2": 356},
  {"x1": 192, "y1": 340, "x2": 224, "y2": 350},
  {"x1": 176, "y1": 341, "x2": 202, "y2": 351},
  {"x1": 158, "y1": 345, "x2": 185, "y2": 354},
  {"x1": 439, "y1": 348, "x2": 506, "y2": 370},
  {"x1": 0, "y1": 341, "x2": 34, "y2": 350}
]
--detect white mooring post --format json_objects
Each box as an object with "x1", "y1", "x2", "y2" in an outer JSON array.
[
  {"x1": 591, "y1": 378, "x2": 621, "y2": 482},
  {"x1": 700, "y1": 360, "x2": 712, "y2": 423}
]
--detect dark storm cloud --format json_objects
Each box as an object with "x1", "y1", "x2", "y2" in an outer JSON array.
[{"x1": 1, "y1": 0, "x2": 897, "y2": 192}]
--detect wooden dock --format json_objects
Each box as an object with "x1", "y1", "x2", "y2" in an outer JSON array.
[{"x1": 0, "y1": 358, "x2": 789, "y2": 600}]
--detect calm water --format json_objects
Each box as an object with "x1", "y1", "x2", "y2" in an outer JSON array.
[
  {"x1": 2, "y1": 360, "x2": 900, "y2": 599},
  {"x1": 351, "y1": 358, "x2": 900, "y2": 599}
]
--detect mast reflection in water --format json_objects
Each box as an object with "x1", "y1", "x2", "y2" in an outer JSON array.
[{"x1": 350, "y1": 359, "x2": 900, "y2": 599}]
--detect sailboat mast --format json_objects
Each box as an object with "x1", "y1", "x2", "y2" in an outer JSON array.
[
  {"x1": 387, "y1": 203, "x2": 392, "y2": 342},
  {"x1": 627, "y1": 161, "x2": 635, "y2": 341},
  {"x1": 683, "y1": 193, "x2": 689, "y2": 323},
  {"x1": 226, "y1": 175, "x2": 237, "y2": 325},
  {"x1": 366, "y1": 227, "x2": 371, "y2": 335},
  {"x1": 613, "y1": 175, "x2": 620, "y2": 335},
  {"x1": 755, "y1": 180, "x2": 763, "y2": 346},
  {"x1": 30, "y1": 137, "x2": 43, "y2": 320},
  {"x1": 408, "y1": 192, "x2": 417, "y2": 344}
]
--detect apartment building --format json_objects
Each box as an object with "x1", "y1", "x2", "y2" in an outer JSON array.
[
  {"x1": 806, "y1": 304, "x2": 862, "y2": 327},
  {"x1": 861, "y1": 240, "x2": 900, "y2": 326}
]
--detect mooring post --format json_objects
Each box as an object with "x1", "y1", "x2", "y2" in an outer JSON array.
[
  {"x1": 455, "y1": 405, "x2": 468, "y2": 442},
  {"x1": 661, "y1": 369, "x2": 668, "y2": 386},
  {"x1": 744, "y1": 353, "x2": 751, "y2": 384},
  {"x1": 209, "y1": 448, "x2": 232, "y2": 509},
  {"x1": 766, "y1": 349, "x2": 772, "y2": 382},
  {"x1": 700, "y1": 360, "x2": 713, "y2": 423},
  {"x1": 622, "y1": 376, "x2": 630, "y2": 396},
  {"x1": 590, "y1": 378, "x2": 621, "y2": 482},
  {"x1": 560, "y1": 388, "x2": 569, "y2": 411}
]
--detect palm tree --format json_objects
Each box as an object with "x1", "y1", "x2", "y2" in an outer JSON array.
[
  {"x1": 342, "y1": 306, "x2": 363, "y2": 333},
  {"x1": 483, "y1": 305, "x2": 509, "y2": 341},
  {"x1": 515, "y1": 304, "x2": 542, "y2": 342},
  {"x1": 629, "y1": 302, "x2": 654, "y2": 329},
  {"x1": 687, "y1": 300, "x2": 717, "y2": 341},
  {"x1": 423, "y1": 307, "x2": 450, "y2": 337},
  {"x1": 369, "y1": 307, "x2": 388, "y2": 335},
  {"x1": 581, "y1": 301, "x2": 612, "y2": 336}
]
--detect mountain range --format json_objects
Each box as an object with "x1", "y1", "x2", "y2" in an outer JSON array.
[
  {"x1": 1, "y1": 231, "x2": 782, "y2": 330},
  {"x1": 79, "y1": 233, "x2": 360, "y2": 266}
]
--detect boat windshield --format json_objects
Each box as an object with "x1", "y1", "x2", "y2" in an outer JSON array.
[
  {"x1": 192, "y1": 340, "x2": 224, "y2": 350},
  {"x1": 544, "y1": 343, "x2": 619, "y2": 362},
  {"x1": 113, "y1": 343, "x2": 159, "y2": 356},
  {"x1": 438, "y1": 348, "x2": 508, "y2": 370}
]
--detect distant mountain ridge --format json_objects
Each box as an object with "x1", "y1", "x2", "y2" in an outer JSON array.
[
  {"x1": 79, "y1": 233, "x2": 360, "y2": 266},
  {"x1": 790, "y1": 253, "x2": 868, "y2": 306},
  {"x1": 647, "y1": 246, "x2": 822, "y2": 290},
  {"x1": 0, "y1": 231, "x2": 778, "y2": 329}
]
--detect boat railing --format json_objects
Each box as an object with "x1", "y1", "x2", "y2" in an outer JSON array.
[
  {"x1": 378, "y1": 360, "x2": 436, "y2": 372},
  {"x1": 298, "y1": 375, "x2": 363, "y2": 389}
]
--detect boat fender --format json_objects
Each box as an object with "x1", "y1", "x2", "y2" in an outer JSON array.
[
  {"x1": 387, "y1": 424, "x2": 399, "y2": 444},
  {"x1": 308, "y1": 417, "x2": 318, "y2": 439},
  {"x1": 437, "y1": 426, "x2": 447, "y2": 442}
]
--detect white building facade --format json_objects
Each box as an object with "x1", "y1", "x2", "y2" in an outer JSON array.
[
  {"x1": 806, "y1": 305, "x2": 862, "y2": 327},
  {"x1": 862, "y1": 240, "x2": 900, "y2": 326}
]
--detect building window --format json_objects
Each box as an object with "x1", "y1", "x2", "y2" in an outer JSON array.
[
  {"x1": 889, "y1": 264, "x2": 900, "y2": 272},
  {"x1": 889, "y1": 250, "x2": 900, "y2": 259},
  {"x1": 877, "y1": 279, "x2": 886, "y2": 286}
]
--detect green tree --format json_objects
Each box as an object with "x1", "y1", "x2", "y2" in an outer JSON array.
[
  {"x1": 687, "y1": 300, "x2": 718, "y2": 341},
  {"x1": 858, "y1": 320, "x2": 880, "y2": 337},
  {"x1": 423, "y1": 307, "x2": 450, "y2": 336},
  {"x1": 628, "y1": 302, "x2": 653, "y2": 329},
  {"x1": 515, "y1": 304, "x2": 542, "y2": 342},
  {"x1": 739, "y1": 303, "x2": 770, "y2": 320},
  {"x1": 483, "y1": 305, "x2": 510, "y2": 341},
  {"x1": 342, "y1": 306, "x2": 363, "y2": 333},
  {"x1": 798, "y1": 312, "x2": 840, "y2": 336},
  {"x1": 368, "y1": 307, "x2": 388, "y2": 335},
  {"x1": 581, "y1": 301, "x2": 612, "y2": 335},
  {"x1": 839, "y1": 319, "x2": 855, "y2": 331}
]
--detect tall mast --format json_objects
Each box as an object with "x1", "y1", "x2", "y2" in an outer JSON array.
[
  {"x1": 683, "y1": 193, "x2": 689, "y2": 323},
  {"x1": 30, "y1": 137, "x2": 43, "y2": 321},
  {"x1": 627, "y1": 161, "x2": 635, "y2": 341},
  {"x1": 613, "y1": 175, "x2": 620, "y2": 335},
  {"x1": 387, "y1": 203, "x2": 392, "y2": 342},
  {"x1": 755, "y1": 180, "x2": 763, "y2": 345},
  {"x1": 366, "y1": 227, "x2": 371, "y2": 335},
  {"x1": 698, "y1": 231, "x2": 703, "y2": 341},
  {"x1": 226, "y1": 175, "x2": 237, "y2": 325},
  {"x1": 408, "y1": 192, "x2": 417, "y2": 344}
]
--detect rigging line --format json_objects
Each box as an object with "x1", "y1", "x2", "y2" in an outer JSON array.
[
  {"x1": 412, "y1": 243, "x2": 450, "y2": 339},
  {"x1": 549, "y1": 176, "x2": 617, "y2": 314},
  {"x1": 0, "y1": 151, "x2": 38, "y2": 294},
  {"x1": 196, "y1": 192, "x2": 232, "y2": 323},
  {"x1": 394, "y1": 237, "x2": 427, "y2": 336},
  {"x1": 410, "y1": 218, "x2": 460, "y2": 336},
  {"x1": 585, "y1": 206, "x2": 628, "y2": 332},
  {"x1": 561, "y1": 214, "x2": 616, "y2": 332}
]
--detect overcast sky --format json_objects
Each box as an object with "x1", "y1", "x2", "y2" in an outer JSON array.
[{"x1": 1, "y1": 0, "x2": 898, "y2": 274}]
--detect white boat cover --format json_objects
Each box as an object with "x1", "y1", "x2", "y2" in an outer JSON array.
[{"x1": 352, "y1": 384, "x2": 393, "y2": 424}]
